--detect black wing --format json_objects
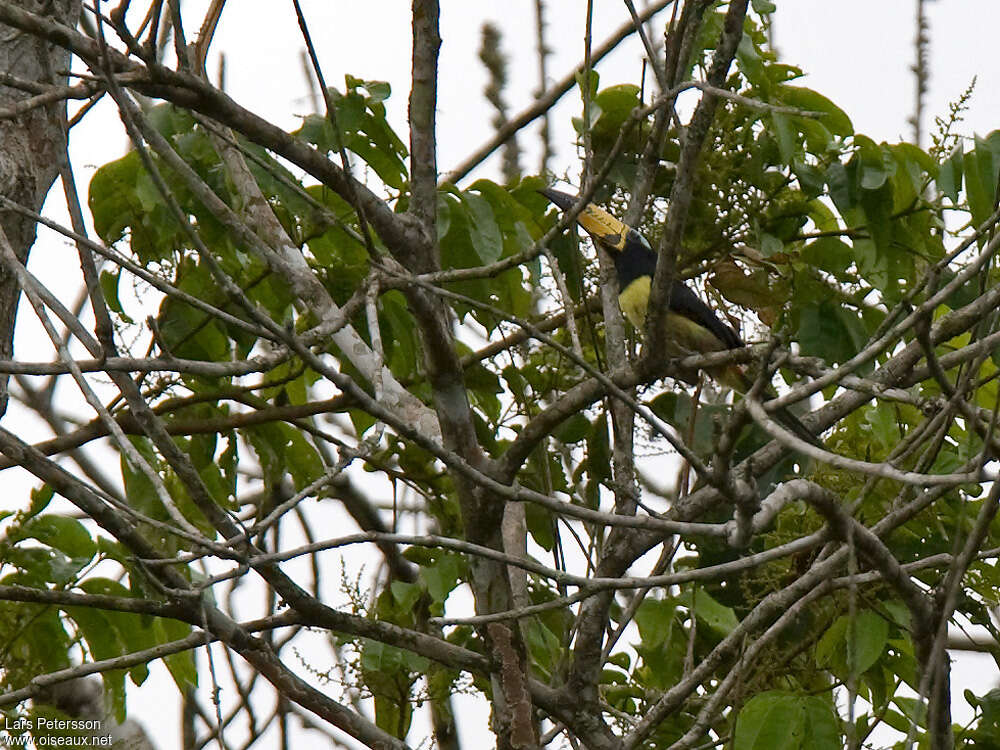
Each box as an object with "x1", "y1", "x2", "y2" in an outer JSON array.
[{"x1": 668, "y1": 280, "x2": 744, "y2": 350}]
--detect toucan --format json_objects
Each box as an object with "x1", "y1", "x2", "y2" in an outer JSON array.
[{"x1": 541, "y1": 187, "x2": 820, "y2": 448}]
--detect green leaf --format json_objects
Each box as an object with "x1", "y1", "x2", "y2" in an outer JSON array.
[
  {"x1": 649, "y1": 391, "x2": 729, "y2": 455},
  {"x1": 347, "y1": 76, "x2": 392, "y2": 103},
  {"x1": 798, "y1": 119, "x2": 835, "y2": 154},
  {"x1": 158, "y1": 617, "x2": 197, "y2": 691},
  {"x1": 890, "y1": 142, "x2": 936, "y2": 199},
  {"x1": 859, "y1": 180, "x2": 894, "y2": 260},
  {"x1": 88, "y1": 149, "x2": 185, "y2": 263},
  {"x1": 966, "y1": 687, "x2": 1000, "y2": 745},
  {"x1": 860, "y1": 162, "x2": 889, "y2": 191},
  {"x1": 853, "y1": 136, "x2": 895, "y2": 192},
  {"x1": 297, "y1": 78, "x2": 408, "y2": 189},
  {"x1": 816, "y1": 609, "x2": 889, "y2": 677},
  {"x1": 737, "y1": 33, "x2": 768, "y2": 91},
  {"x1": 5, "y1": 606, "x2": 72, "y2": 674},
  {"x1": 633, "y1": 597, "x2": 685, "y2": 691},
  {"x1": 99, "y1": 269, "x2": 133, "y2": 323},
  {"x1": 769, "y1": 111, "x2": 797, "y2": 164},
  {"x1": 362, "y1": 638, "x2": 426, "y2": 674},
  {"x1": 21, "y1": 515, "x2": 96, "y2": 561},
  {"x1": 525, "y1": 502, "x2": 555, "y2": 551},
  {"x1": 77, "y1": 578, "x2": 158, "y2": 686},
  {"x1": 802, "y1": 237, "x2": 853, "y2": 274},
  {"x1": 778, "y1": 85, "x2": 853, "y2": 136},
  {"x1": 760, "y1": 232, "x2": 784, "y2": 257},
  {"x1": 522, "y1": 619, "x2": 561, "y2": 676},
  {"x1": 66, "y1": 605, "x2": 124, "y2": 664},
  {"x1": 735, "y1": 692, "x2": 841, "y2": 750},
  {"x1": 379, "y1": 290, "x2": 420, "y2": 376},
  {"x1": 635, "y1": 598, "x2": 675, "y2": 648},
  {"x1": 575, "y1": 69, "x2": 600, "y2": 102},
  {"x1": 734, "y1": 692, "x2": 807, "y2": 750},
  {"x1": 29, "y1": 484, "x2": 54, "y2": 513},
  {"x1": 88, "y1": 150, "x2": 142, "y2": 244},
  {"x1": 553, "y1": 413, "x2": 590, "y2": 444},
  {"x1": 591, "y1": 84, "x2": 641, "y2": 137},
  {"x1": 802, "y1": 696, "x2": 842, "y2": 748},
  {"x1": 937, "y1": 144, "x2": 963, "y2": 202},
  {"x1": 374, "y1": 692, "x2": 412, "y2": 738},
  {"x1": 894, "y1": 695, "x2": 927, "y2": 728},
  {"x1": 348, "y1": 136, "x2": 407, "y2": 189},
  {"x1": 146, "y1": 102, "x2": 196, "y2": 139},
  {"x1": 297, "y1": 113, "x2": 339, "y2": 152},
  {"x1": 797, "y1": 299, "x2": 867, "y2": 364},
  {"x1": 792, "y1": 158, "x2": 825, "y2": 197},
  {"x1": 690, "y1": 587, "x2": 738, "y2": 637},
  {"x1": 390, "y1": 581, "x2": 422, "y2": 611},
  {"x1": 462, "y1": 191, "x2": 503, "y2": 263},
  {"x1": 157, "y1": 261, "x2": 233, "y2": 362},
  {"x1": 586, "y1": 411, "x2": 611, "y2": 486},
  {"x1": 422, "y1": 553, "x2": 463, "y2": 604},
  {"x1": 825, "y1": 160, "x2": 857, "y2": 213},
  {"x1": 965, "y1": 134, "x2": 1000, "y2": 232},
  {"x1": 2, "y1": 547, "x2": 82, "y2": 585},
  {"x1": 864, "y1": 405, "x2": 899, "y2": 452},
  {"x1": 244, "y1": 423, "x2": 324, "y2": 493}
]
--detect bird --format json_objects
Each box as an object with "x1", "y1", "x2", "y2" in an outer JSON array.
[{"x1": 540, "y1": 186, "x2": 820, "y2": 448}]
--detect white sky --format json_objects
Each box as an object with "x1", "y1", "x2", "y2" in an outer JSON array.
[{"x1": 13, "y1": 1, "x2": 1000, "y2": 747}]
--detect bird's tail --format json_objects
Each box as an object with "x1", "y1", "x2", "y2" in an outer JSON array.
[{"x1": 723, "y1": 366, "x2": 822, "y2": 449}]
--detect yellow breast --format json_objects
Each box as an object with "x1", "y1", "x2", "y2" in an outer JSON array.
[{"x1": 618, "y1": 277, "x2": 727, "y2": 356}]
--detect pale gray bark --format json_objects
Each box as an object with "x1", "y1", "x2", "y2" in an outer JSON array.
[{"x1": 0, "y1": 0, "x2": 80, "y2": 418}]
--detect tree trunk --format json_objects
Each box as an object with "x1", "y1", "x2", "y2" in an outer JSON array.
[{"x1": 0, "y1": 0, "x2": 80, "y2": 418}]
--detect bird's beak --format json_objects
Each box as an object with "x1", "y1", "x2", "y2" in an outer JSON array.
[
  {"x1": 539, "y1": 187, "x2": 575, "y2": 211},
  {"x1": 540, "y1": 187, "x2": 629, "y2": 252}
]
